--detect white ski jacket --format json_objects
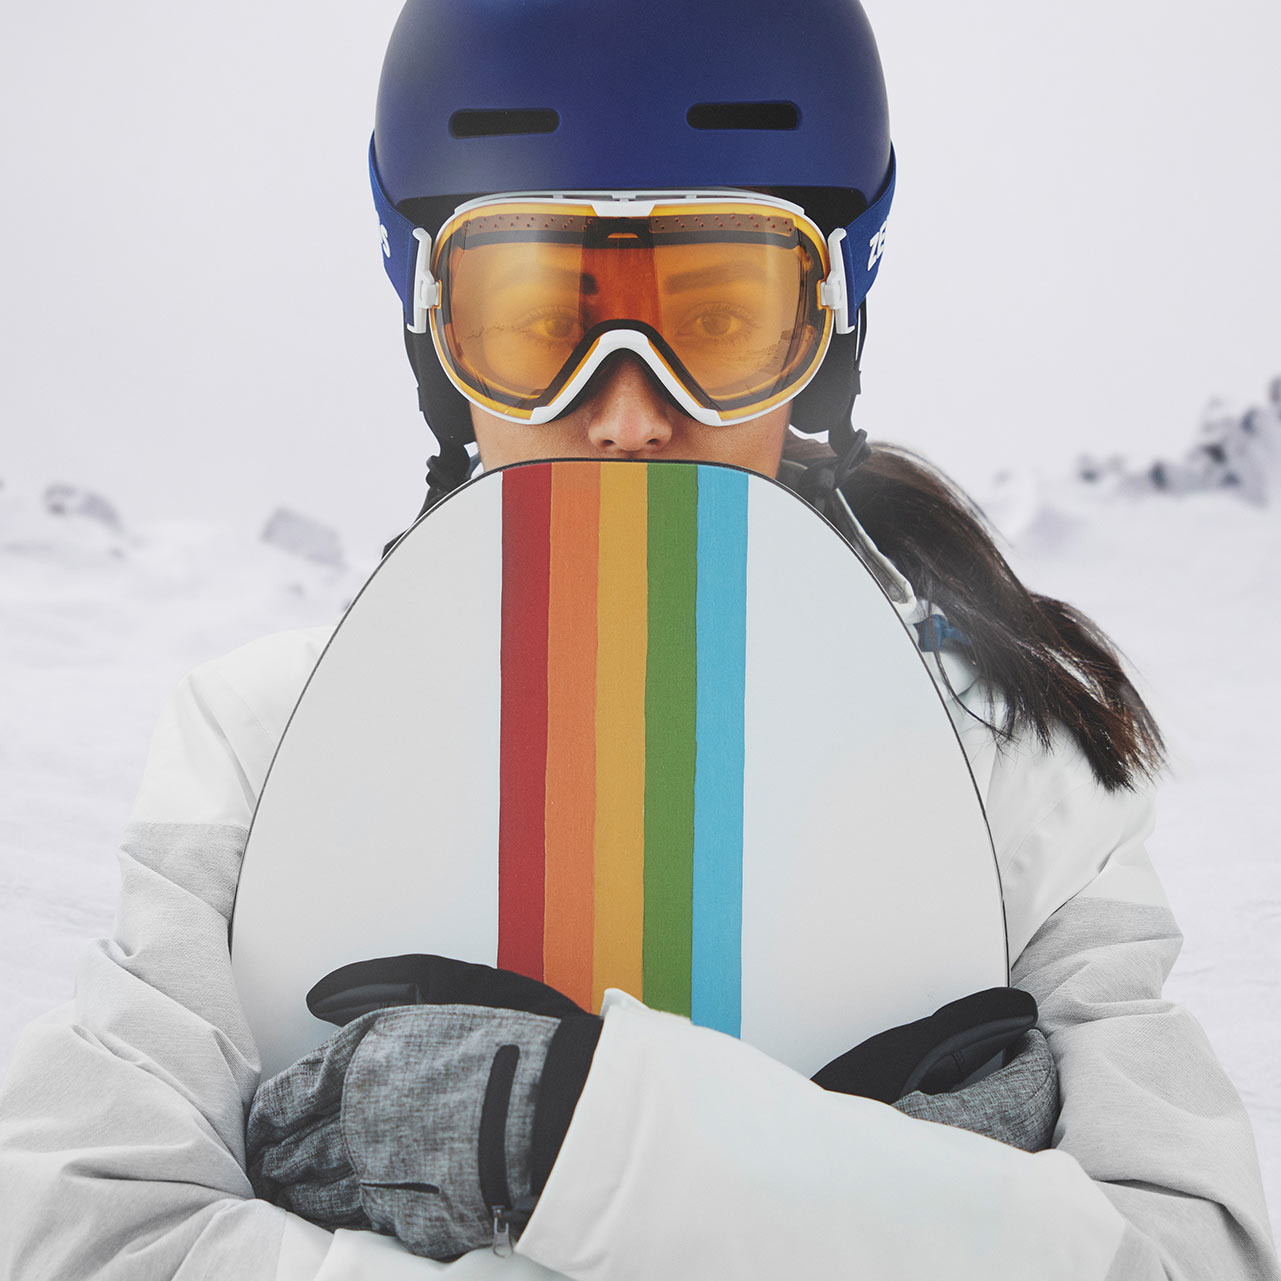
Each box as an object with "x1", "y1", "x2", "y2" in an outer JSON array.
[{"x1": 1, "y1": 568, "x2": 1277, "y2": 1279}]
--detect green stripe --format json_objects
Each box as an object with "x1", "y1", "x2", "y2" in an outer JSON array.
[{"x1": 643, "y1": 465, "x2": 698, "y2": 1016}]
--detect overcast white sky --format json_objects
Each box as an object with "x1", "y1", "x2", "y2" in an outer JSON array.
[{"x1": 3, "y1": 1, "x2": 1279, "y2": 560}]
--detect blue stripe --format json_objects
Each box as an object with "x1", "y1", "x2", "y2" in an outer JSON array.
[{"x1": 691, "y1": 466, "x2": 748, "y2": 1037}]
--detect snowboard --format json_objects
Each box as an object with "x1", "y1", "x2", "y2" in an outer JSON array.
[{"x1": 230, "y1": 459, "x2": 1007, "y2": 1080}]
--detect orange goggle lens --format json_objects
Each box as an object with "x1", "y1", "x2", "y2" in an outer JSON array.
[{"x1": 429, "y1": 197, "x2": 834, "y2": 423}]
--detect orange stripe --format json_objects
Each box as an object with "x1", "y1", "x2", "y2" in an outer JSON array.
[
  {"x1": 592, "y1": 464, "x2": 648, "y2": 1009},
  {"x1": 542, "y1": 462, "x2": 601, "y2": 1008}
]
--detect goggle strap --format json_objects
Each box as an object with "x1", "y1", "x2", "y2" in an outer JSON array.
[
  {"x1": 837, "y1": 147, "x2": 896, "y2": 324},
  {"x1": 370, "y1": 136, "x2": 427, "y2": 329}
]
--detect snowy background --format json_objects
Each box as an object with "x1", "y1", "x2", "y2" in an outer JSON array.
[
  {"x1": 2, "y1": 0, "x2": 1279, "y2": 1244},
  {"x1": 1, "y1": 0, "x2": 1278, "y2": 557}
]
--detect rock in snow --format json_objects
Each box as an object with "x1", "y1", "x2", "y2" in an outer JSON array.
[
  {"x1": 1077, "y1": 376, "x2": 1281, "y2": 506},
  {"x1": 261, "y1": 507, "x2": 347, "y2": 569}
]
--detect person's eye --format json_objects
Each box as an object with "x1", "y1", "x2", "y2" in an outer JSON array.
[
  {"x1": 515, "y1": 307, "x2": 583, "y2": 345},
  {"x1": 677, "y1": 304, "x2": 757, "y2": 343}
]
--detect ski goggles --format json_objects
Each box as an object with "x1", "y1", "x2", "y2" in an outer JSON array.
[{"x1": 371, "y1": 145, "x2": 896, "y2": 426}]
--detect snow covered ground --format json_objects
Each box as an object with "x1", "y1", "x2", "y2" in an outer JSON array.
[{"x1": 1, "y1": 451, "x2": 1278, "y2": 1237}]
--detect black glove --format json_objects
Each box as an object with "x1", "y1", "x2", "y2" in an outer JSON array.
[
  {"x1": 306, "y1": 953, "x2": 588, "y2": 1025},
  {"x1": 247, "y1": 955, "x2": 601, "y2": 1260},
  {"x1": 813, "y1": 987, "x2": 1058, "y2": 1152},
  {"x1": 812, "y1": 987, "x2": 1036, "y2": 1100}
]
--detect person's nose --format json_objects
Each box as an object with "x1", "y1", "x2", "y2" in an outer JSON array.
[{"x1": 583, "y1": 355, "x2": 677, "y2": 456}]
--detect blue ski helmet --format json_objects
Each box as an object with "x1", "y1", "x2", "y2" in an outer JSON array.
[
  {"x1": 371, "y1": 0, "x2": 895, "y2": 503},
  {"x1": 375, "y1": 0, "x2": 890, "y2": 207}
]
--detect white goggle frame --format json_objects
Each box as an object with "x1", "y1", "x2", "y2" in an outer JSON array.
[{"x1": 410, "y1": 189, "x2": 855, "y2": 427}]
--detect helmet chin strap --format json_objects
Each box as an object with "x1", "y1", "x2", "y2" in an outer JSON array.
[
  {"x1": 787, "y1": 420, "x2": 872, "y2": 519},
  {"x1": 382, "y1": 329, "x2": 479, "y2": 555},
  {"x1": 786, "y1": 300, "x2": 873, "y2": 519}
]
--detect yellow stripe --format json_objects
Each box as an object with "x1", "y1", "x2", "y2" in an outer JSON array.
[{"x1": 592, "y1": 463, "x2": 648, "y2": 1010}]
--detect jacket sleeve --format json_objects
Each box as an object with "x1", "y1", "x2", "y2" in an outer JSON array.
[
  {"x1": 514, "y1": 729, "x2": 1279, "y2": 1281},
  {"x1": 1008, "y1": 809, "x2": 1278, "y2": 1277},
  {"x1": 0, "y1": 631, "x2": 565, "y2": 1281},
  {"x1": 4, "y1": 635, "x2": 1274, "y2": 1280}
]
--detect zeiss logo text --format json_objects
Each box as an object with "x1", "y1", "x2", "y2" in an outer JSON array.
[{"x1": 867, "y1": 221, "x2": 888, "y2": 271}]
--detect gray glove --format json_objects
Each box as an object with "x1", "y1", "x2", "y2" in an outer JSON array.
[
  {"x1": 247, "y1": 1001, "x2": 601, "y2": 1260},
  {"x1": 813, "y1": 988, "x2": 1059, "y2": 1152},
  {"x1": 893, "y1": 1029, "x2": 1058, "y2": 1152}
]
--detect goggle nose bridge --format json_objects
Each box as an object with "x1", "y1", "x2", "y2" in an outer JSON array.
[{"x1": 519, "y1": 327, "x2": 725, "y2": 426}]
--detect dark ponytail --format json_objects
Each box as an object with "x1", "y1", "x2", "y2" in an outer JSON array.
[{"x1": 785, "y1": 435, "x2": 1165, "y2": 792}]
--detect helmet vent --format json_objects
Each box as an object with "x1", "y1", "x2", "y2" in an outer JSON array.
[
  {"x1": 687, "y1": 102, "x2": 800, "y2": 131},
  {"x1": 449, "y1": 109, "x2": 560, "y2": 138}
]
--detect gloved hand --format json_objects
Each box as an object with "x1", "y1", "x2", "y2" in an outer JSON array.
[
  {"x1": 813, "y1": 987, "x2": 1059, "y2": 1152},
  {"x1": 246, "y1": 955, "x2": 601, "y2": 1260}
]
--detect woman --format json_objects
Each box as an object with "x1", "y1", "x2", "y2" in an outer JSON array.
[{"x1": 0, "y1": 0, "x2": 1275, "y2": 1277}]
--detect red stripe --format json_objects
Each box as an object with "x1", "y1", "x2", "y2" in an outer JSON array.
[{"x1": 499, "y1": 465, "x2": 552, "y2": 977}]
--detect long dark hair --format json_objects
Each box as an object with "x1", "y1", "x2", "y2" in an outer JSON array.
[{"x1": 785, "y1": 435, "x2": 1164, "y2": 792}]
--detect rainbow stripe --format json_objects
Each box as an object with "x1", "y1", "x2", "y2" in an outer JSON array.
[{"x1": 498, "y1": 461, "x2": 748, "y2": 1034}]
